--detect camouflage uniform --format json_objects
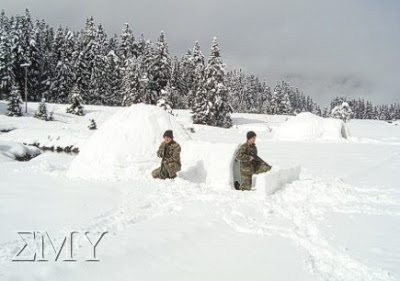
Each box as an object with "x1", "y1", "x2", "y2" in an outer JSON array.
[
  {"x1": 236, "y1": 143, "x2": 271, "y2": 190},
  {"x1": 152, "y1": 141, "x2": 181, "y2": 179}
]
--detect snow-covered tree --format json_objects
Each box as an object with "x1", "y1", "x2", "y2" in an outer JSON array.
[
  {"x1": 7, "y1": 85, "x2": 23, "y2": 116},
  {"x1": 88, "y1": 118, "x2": 97, "y2": 130},
  {"x1": 103, "y1": 49, "x2": 122, "y2": 105},
  {"x1": 271, "y1": 81, "x2": 292, "y2": 115},
  {"x1": 121, "y1": 58, "x2": 141, "y2": 106},
  {"x1": 34, "y1": 97, "x2": 53, "y2": 121},
  {"x1": 148, "y1": 31, "x2": 171, "y2": 104},
  {"x1": 66, "y1": 85, "x2": 85, "y2": 115},
  {"x1": 331, "y1": 101, "x2": 353, "y2": 122},
  {"x1": 157, "y1": 88, "x2": 173, "y2": 114},
  {"x1": 193, "y1": 37, "x2": 232, "y2": 127}
]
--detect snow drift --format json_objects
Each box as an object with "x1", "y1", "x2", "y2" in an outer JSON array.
[
  {"x1": 67, "y1": 104, "x2": 189, "y2": 180},
  {"x1": 0, "y1": 140, "x2": 41, "y2": 161},
  {"x1": 274, "y1": 112, "x2": 350, "y2": 141}
]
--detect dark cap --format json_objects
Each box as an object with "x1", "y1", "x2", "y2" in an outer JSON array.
[
  {"x1": 246, "y1": 131, "x2": 257, "y2": 140},
  {"x1": 163, "y1": 130, "x2": 174, "y2": 139}
]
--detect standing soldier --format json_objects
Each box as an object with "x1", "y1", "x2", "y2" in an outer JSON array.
[
  {"x1": 235, "y1": 131, "x2": 271, "y2": 190},
  {"x1": 152, "y1": 130, "x2": 181, "y2": 179}
]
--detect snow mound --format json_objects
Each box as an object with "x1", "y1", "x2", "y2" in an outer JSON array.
[
  {"x1": 254, "y1": 164, "x2": 301, "y2": 195},
  {"x1": 0, "y1": 140, "x2": 42, "y2": 161},
  {"x1": 274, "y1": 112, "x2": 349, "y2": 141},
  {"x1": 67, "y1": 104, "x2": 189, "y2": 180}
]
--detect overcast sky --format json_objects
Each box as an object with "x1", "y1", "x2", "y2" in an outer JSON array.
[{"x1": 3, "y1": 0, "x2": 399, "y2": 106}]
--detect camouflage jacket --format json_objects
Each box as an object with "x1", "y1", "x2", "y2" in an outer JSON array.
[
  {"x1": 157, "y1": 141, "x2": 181, "y2": 166},
  {"x1": 236, "y1": 143, "x2": 258, "y2": 169}
]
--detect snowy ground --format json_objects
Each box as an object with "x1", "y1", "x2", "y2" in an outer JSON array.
[{"x1": 0, "y1": 101, "x2": 399, "y2": 281}]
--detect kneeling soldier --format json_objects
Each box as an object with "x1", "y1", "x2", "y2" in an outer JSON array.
[
  {"x1": 152, "y1": 130, "x2": 181, "y2": 179},
  {"x1": 235, "y1": 131, "x2": 271, "y2": 190}
]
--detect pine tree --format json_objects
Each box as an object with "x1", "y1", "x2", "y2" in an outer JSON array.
[
  {"x1": 34, "y1": 97, "x2": 53, "y2": 120},
  {"x1": 121, "y1": 58, "x2": 140, "y2": 106},
  {"x1": 149, "y1": 31, "x2": 171, "y2": 105},
  {"x1": 66, "y1": 85, "x2": 85, "y2": 115},
  {"x1": 7, "y1": 85, "x2": 23, "y2": 116},
  {"x1": 243, "y1": 75, "x2": 257, "y2": 112},
  {"x1": 259, "y1": 83, "x2": 271, "y2": 113},
  {"x1": 75, "y1": 17, "x2": 97, "y2": 104},
  {"x1": 170, "y1": 56, "x2": 187, "y2": 109},
  {"x1": 271, "y1": 81, "x2": 292, "y2": 115},
  {"x1": 157, "y1": 87, "x2": 173, "y2": 114},
  {"x1": 331, "y1": 102, "x2": 353, "y2": 122},
  {"x1": 322, "y1": 107, "x2": 329, "y2": 118},
  {"x1": 47, "y1": 27, "x2": 75, "y2": 103},
  {"x1": 88, "y1": 118, "x2": 97, "y2": 130},
  {"x1": 104, "y1": 49, "x2": 122, "y2": 105},
  {"x1": 0, "y1": 11, "x2": 12, "y2": 99},
  {"x1": 193, "y1": 37, "x2": 232, "y2": 127}
]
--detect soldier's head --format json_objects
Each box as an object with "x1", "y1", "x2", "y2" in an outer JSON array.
[
  {"x1": 163, "y1": 130, "x2": 174, "y2": 144},
  {"x1": 246, "y1": 131, "x2": 257, "y2": 145}
]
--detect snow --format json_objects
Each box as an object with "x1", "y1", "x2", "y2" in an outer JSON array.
[
  {"x1": 254, "y1": 164, "x2": 301, "y2": 195},
  {"x1": 67, "y1": 103, "x2": 189, "y2": 180},
  {"x1": 0, "y1": 140, "x2": 41, "y2": 161},
  {"x1": 1, "y1": 101, "x2": 400, "y2": 281},
  {"x1": 274, "y1": 112, "x2": 350, "y2": 141},
  {"x1": 180, "y1": 141, "x2": 238, "y2": 188}
]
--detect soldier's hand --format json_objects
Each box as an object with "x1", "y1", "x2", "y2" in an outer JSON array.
[{"x1": 249, "y1": 156, "x2": 254, "y2": 161}]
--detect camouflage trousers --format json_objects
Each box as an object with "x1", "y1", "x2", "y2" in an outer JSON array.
[
  {"x1": 152, "y1": 162, "x2": 181, "y2": 179},
  {"x1": 240, "y1": 161, "x2": 271, "y2": 190}
]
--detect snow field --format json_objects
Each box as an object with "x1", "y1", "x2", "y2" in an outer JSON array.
[{"x1": 1, "y1": 101, "x2": 400, "y2": 281}]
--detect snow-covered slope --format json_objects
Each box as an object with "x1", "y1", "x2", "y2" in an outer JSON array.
[{"x1": 1, "y1": 101, "x2": 399, "y2": 281}]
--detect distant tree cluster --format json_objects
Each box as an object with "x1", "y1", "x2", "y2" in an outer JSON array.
[
  {"x1": 326, "y1": 97, "x2": 400, "y2": 121},
  {"x1": 1, "y1": 10, "x2": 398, "y2": 125}
]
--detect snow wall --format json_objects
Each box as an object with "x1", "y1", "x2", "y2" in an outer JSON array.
[
  {"x1": 180, "y1": 141, "x2": 238, "y2": 189},
  {"x1": 254, "y1": 164, "x2": 301, "y2": 195},
  {"x1": 274, "y1": 112, "x2": 350, "y2": 141}
]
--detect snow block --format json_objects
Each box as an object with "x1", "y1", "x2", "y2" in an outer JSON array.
[
  {"x1": 274, "y1": 112, "x2": 350, "y2": 141},
  {"x1": 254, "y1": 164, "x2": 301, "y2": 195},
  {"x1": 180, "y1": 141, "x2": 238, "y2": 188},
  {"x1": 67, "y1": 104, "x2": 190, "y2": 180}
]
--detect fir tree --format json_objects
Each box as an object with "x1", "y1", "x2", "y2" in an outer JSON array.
[
  {"x1": 193, "y1": 37, "x2": 232, "y2": 127},
  {"x1": 157, "y1": 87, "x2": 173, "y2": 114},
  {"x1": 121, "y1": 58, "x2": 140, "y2": 106},
  {"x1": 7, "y1": 85, "x2": 23, "y2": 116},
  {"x1": 88, "y1": 118, "x2": 97, "y2": 130},
  {"x1": 331, "y1": 102, "x2": 353, "y2": 123},
  {"x1": 271, "y1": 81, "x2": 292, "y2": 115},
  {"x1": 66, "y1": 85, "x2": 85, "y2": 115},
  {"x1": 148, "y1": 31, "x2": 171, "y2": 104},
  {"x1": 34, "y1": 97, "x2": 53, "y2": 121}
]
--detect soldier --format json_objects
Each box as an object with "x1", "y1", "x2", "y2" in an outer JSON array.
[
  {"x1": 235, "y1": 131, "x2": 271, "y2": 190},
  {"x1": 152, "y1": 130, "x2": 181, "y2": 179}
]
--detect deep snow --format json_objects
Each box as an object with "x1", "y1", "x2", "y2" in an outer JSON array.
[{"x1": 0, "y1": 101, "x2": 399, "y2": 281}]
